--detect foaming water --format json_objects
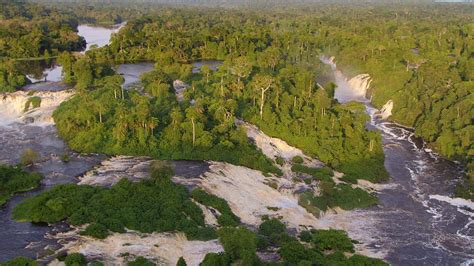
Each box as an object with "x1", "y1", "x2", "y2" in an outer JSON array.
[{"x1": 321, "y1": 57, "x2": 474, "y2": 265}]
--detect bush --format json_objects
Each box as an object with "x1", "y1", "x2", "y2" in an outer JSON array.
[
  {"x1": 279, "y1": 239, "x2": 323, "y2": 264},
  {"x1": 1, "y1": 256, "x2": 38, "y2": 266},
  {"x1": 24, "y1": 96, "x2": 41, "y2": 112},
  {"x1": 199, "y1": 253, "x2": 230, "y2": 266},
  {"x1": 150, "y1": 161, "x2": 174, "y2": 180},
  {"x1": 60, "y1": 154, "x2": 71, "y2": 163},
  {"x1": 217, "y1": 227, "x2": 259, "y2": 265},
  {"x1": 298, "y1": 182, "x2": 378, "y2": 213},
  {"x1": 176, "y1": 257, "x2": 187, "y2": 266},
  {"x1": 64, "y1": 253, "x2": 86, "y2": 266},
  {"x1": 291, "y1": 164, "x2": 333, "y2": 183},
  {"x1": 299, "y1": 230, "x2": 312, "y2": 242},
  {"x1": 275, "y1": 156, "x2": 285, "y2": 166},
  {"x1": 20, "y1": 148, "x2": 39, "y2": 166},
  {"x1": 191, "y1": 189, "x2": 240, "y2": 226},
  {"x1": 311, "y1": 229, "x2": 355, "y2": 253},
  {"x1": 128, "y1": 257, "x2": 155, "y2": 266},
  {"x1": 291, "y1": 156, "x2": 304, "y2": 164},
  {"x1": 80, "y1": 223, "x2": 109, "y2": 239},
  {"x1": 0, "y1": 165, "x2": 43, "y2": 205},
  {"x1": 348, "y1": 254, "x2": 388, "y2": 265},
  {"x1": 13, "y1": 170, "x2": 217, "y2": 240},
  {"x1": 258, "y1": 218, "x2": 286, "y2": 237}
]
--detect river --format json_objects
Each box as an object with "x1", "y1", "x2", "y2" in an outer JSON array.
[{"x1": 320, "y1": 56, "x2": 474, "y2": 265}]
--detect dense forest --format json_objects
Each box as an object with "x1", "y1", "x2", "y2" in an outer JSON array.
[
  {"x1": 0, "y1": 3, "x2": 86, "y2": 92},
  {"x1": 311, "y1": 5, "x2": 473, "y2": 197},
  {"x1": 51, "y1": 9, "x2": 388, "y2": 182},
  {"x1": 0, "y1": 3, "x2": 86, "y2": 59}
]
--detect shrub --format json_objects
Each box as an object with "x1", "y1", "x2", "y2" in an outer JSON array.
[
  {"x1": 0, "y1": 165, "x2": 43, "y2": 205},
  {"x1": 191, "y1": 189, "x2": 240, "y2": 226},
  {"x1": 217, "y1": 227, "x2": 259, "y2": 265},
  {"x1": 291, "y1": 156, "x2": 304, "y2": 164},
  {"x1": 24, "y1": 96, "x2": 41, "y2": 112},
  {"x1": 299, "y1": 230, "x2": 312, "y2": 242},
  {"x1": 60, "y1": 154, "x2": 71, "y2": 163},
  {"x1": 199, "y1": 253, "x2": 230, "y2": 266},
  {"x1": 13, "y1": 172, "x2": 217, "y2": 240},
  {"x1": 1, "y1": 256, "x2": 38, "y2": 266},
  {"x1": 279, "y1": 240, "x2": 323, "y2": 264},
  {"x1": 258, "y1": 218, "x2": 286, "y2": 237},
  {"x1": 20, "y1": 148, "x2": 39, "y2": 166},
  {"x1": 348, "y1": 254, "x2": 388, "y2": 265},
  {"x1": 150, "y1": 161, "x2": 174, "y2": 180},
  {"x1": 127, "y1": 257, "x2": 155, "y2": 266},
  {"x1": 275, "y1": 156, "x2": 285, "y2": 166},
  {"x1": 291, "y1": 164, "x2": 333, "y2": 183},
  {"x1": 64, "y1": 253, "x2": 86, "y2": 266},
  {"x1": 176, "y1": 257, "x2": 187, "y2": 266},
  {"x1": 298, "y1": 182, "x2": 378, "y2": 213},
  {"x1": 80, "y1": 223, "x2": 109, "y2": 239},
  {"x1": 311, "y1": 229, "x2": 355, "y2": 253}
]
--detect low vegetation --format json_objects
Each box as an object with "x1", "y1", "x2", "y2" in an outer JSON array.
[
  {"x1": 299, "y1": 182, "x2": 378, "y2": 216},
  {"x1": 291, "y1": 164, "x2": 333, "y2": 183},
  {"x1": 24, "y1": 96, "x2": 41, "y2": 112},
  {"x1": 0, "y1": 256, "x2": 38, "y2": 266},
  {"x1": 13, "y1": 167, "x2": 217, "y2": 241},
  {"x1": 0, "y1": 165, "x2": 43, "y2": 205},
  {"x1": 201, "y1": 219, "x2": 387, "y2": 265},
  {"x1": 191, "y1": 189, "x2": 240, "y2": 227}
]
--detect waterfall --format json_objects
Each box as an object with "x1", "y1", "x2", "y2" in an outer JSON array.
[
  {"x1": 377, "y1": 100, "x2": 394, "y2": 120},
  {"x1": 347, "y1": 74, "x2": 372, "y2": 100},
  {"x1": 0, "y1": 90, "x2": 74, "y2": 126}
]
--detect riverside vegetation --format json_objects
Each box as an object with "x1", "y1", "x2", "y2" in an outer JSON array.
[{"x1": 0, "y1": 165, "x2": 43, "y2": 206}]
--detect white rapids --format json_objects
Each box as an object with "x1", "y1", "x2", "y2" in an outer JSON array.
[{"x1": 0, "y1": 90, "x2": 74, "y2": 126}]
